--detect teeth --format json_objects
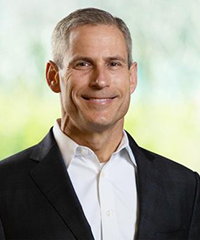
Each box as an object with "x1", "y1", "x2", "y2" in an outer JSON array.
[{"x1": 90, "y1": 98, "x2": 111, "y2": 102}]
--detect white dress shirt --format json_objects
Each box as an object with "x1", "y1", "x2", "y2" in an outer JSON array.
[{"x1": 53, "y1": 120, "x2": 138, "y2": 240}]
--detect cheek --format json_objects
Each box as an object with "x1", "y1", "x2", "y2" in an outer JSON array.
[
  {"x1": 71, "y1": 72, "x2": 89, "y2": 95},
  {"x1": 64, "y1": 75, "x2": 86, "y2": 106},
  {"x1": 114, "y1": 73, "x2": 131, "y2": 93}
]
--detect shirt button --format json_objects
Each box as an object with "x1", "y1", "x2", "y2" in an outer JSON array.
[
  {"x1": 106, "y1": 210, "x2": 111, "y2": 217},
  {"x1": 101, "y1": 172, "x2": 105, "y2": 177},
  {"x1": 81, "y1": 148, "x2": 88, "y2": 156}
]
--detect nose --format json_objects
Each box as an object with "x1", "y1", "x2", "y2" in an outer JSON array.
[{"x1": 89, "y1": 65, "x2": 110, "y2": 89}]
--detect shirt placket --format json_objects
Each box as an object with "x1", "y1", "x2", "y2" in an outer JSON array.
[{"x1": 98, "y1": 165, "x2": 120, "y2": 240}]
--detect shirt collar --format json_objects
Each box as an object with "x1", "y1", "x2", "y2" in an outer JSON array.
[
  {"x1": 120, "y1": 131, "x2": 137, "y2": 166},
  {"x1": 53, "y1": 119, "x2": 78, "y2": 167},
  {"x1": 53, "y1": 119, "x2": 136, "y2": 167}
]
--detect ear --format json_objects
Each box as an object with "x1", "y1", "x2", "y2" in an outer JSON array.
[
  {"x1": 46, "y1": 60, "x2": 60, "y2": 93},
  {"x1": 129, "y1": 62, "x2": 138, "y2": 94}
]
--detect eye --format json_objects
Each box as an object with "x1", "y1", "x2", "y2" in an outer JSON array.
[
  {"x1": 109, "y1": 61, "x2": 121, "y2": 67},
  {"x1": 74, "y1": 61, "x2": 91, "y2": 69}
]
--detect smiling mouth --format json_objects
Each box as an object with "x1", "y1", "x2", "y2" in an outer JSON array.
[
  {"x1": 81, "y1": 96, "x2": 117, "y2": 104},
  {"x1": 82, "y1": 96, "x2": 116, "y2": 101},
  {"x1": 83, "y1": 97, "x2": 115, "y2": 100}
]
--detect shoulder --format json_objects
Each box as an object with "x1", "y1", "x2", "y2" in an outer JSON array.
[
  {"x1": 0, "y1": 145, "x2": 34, "y2": 164},
  {"x1": 139, "y1": 147, "x2": 200, "y2": 201},
  {"x1": 0, "y1": 128, "x2": 55, "y2": 169},
  {"x1": 134, "y1": 139, "x2": 199, "y2": 202},
  {"x1": 0, "y1": 129, "x2": 58, "y2": 193},
  {"x1": 141, "y1": 146, "x2": 198, "y2": 181},
  {"x1": 0, "y1": 145, "x2": 38, "y2": 177},
  {"x1": 0, "y1": 144, "x2": 40, "y2": 193},
  {"x1": 126, "y1": 131, "x2": 199, "y2": 184}
]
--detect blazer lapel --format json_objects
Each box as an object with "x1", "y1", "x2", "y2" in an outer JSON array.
[
  {"x1": 29, "y1": 130, "x2": 94, "y2": 240},
  {"x1": 128, "y1": 133, "x2": 164, "y2": 240},
  {"x1": 29, "y1": 129, "x2": 163, "y2": 239}
]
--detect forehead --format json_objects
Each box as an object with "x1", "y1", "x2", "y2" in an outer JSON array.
[{"x1": 66, "y1": 24, "x2": 127, "y2": 58}]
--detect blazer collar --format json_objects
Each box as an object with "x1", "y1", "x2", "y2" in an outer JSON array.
[
  {"x1": 29, "y1": 129, "x2": 163, "y2": 240},
  {"x1": 29, "y1": 129, "x2": 94, "y2": 240},
  {"x1": 127, "y1": 132, "x2": 164, "y2": 239}
]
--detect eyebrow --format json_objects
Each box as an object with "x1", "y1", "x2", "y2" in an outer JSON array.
[
  {"x1": 104, "y1": 56, "x2": 127, "y2": 64},
  {"x1": 68, "y1": 55, "x2": 127, "y2": 66}
]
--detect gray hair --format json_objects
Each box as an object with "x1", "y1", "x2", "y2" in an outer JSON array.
[{"x1": 51, "y1": 8, "x2": 133, "y2": 69}]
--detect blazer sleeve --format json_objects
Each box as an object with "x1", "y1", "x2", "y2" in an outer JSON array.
[
  {"x1": 188, "y1": 172, "x2": 200, "y2": 240},
  {"x1": 0, "y1": 215, "x2": 6, "y2": 240}
]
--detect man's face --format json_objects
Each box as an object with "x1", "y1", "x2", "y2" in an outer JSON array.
[{"x1": 58, "y1": 24, "x2": 137, "y2": 133}]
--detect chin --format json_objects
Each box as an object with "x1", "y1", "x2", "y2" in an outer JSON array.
[{"x1": 83, "y1": 117, "x2": 123, "y2": 133}]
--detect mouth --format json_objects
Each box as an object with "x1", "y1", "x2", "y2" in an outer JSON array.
[{"x1": 81, "y1": 96, "x2": 117, "y2": 104}]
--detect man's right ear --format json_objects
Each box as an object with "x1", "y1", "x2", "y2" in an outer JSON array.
[{"x1": 46, "y1": 60, "x2": 61, "y2": 93}]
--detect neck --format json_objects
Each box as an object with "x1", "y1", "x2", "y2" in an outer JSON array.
[{"x1": 60, "y1": 118, "x2": 124, "y2": 163}]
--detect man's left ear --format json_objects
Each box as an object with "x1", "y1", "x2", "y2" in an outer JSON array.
[
  {"x1": 129, "y1": 62, "x2": 138, "y2": 94},
  {"x1": 46, "y1": 60, "x2": 61, "y2": 93}
]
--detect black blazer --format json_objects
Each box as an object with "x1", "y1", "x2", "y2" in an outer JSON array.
[{"x1": 0, "y1": 129, "x2": 199, "y2": 240}]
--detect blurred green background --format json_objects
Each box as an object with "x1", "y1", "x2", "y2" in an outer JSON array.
[{"x1": 0, "y1": 0, "x2": 199, "y2": 174}]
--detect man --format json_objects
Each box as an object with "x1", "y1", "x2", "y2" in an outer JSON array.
[{"x1": 0, "y1": 8, "x2": 199, "y2": 240}]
